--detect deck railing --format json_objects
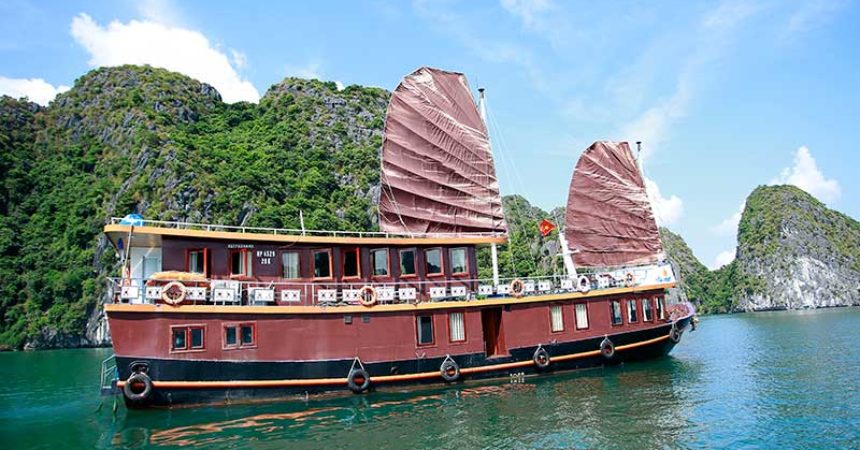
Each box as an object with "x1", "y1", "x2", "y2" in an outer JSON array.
[
  {"x1": 108, "y1": 217, "x2": 506, "y2": 240},
  {"x1": 105, "y1": 272, "x2": 662, "y2": 308}
]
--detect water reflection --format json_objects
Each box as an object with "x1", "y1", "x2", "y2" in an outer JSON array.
[{"x1": 109, "y1": 359, "x2": 703, "y2": 449}]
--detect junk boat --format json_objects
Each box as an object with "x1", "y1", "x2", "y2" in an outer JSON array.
[{"x1": 100, "y1": 67, "x2": 695, "y2": 407}]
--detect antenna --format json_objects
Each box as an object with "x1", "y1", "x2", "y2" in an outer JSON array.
[{"x1": 478, "y1": 87, "x2": 487, "y2": 122}]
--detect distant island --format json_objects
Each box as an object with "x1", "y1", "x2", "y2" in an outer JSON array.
[{"x1": 1, "y1": 65, "x2": 857, "y2": 350}]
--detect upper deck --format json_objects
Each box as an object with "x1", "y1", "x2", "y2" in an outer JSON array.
[{"x1": 104, "y1": 218, "x2": 508, "y2": 250}]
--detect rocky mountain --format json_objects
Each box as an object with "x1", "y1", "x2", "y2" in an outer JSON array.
[
  {"x1": 0, "y1": 65, "x2": 388, "y2": 349},
  {"x1": 661, "y1": 185, "x2": 860, "y2": 313}
]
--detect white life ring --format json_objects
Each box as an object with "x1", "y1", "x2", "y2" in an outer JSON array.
[
  {"x1": 161, "y1": 281, "x2": 186, "y2": 306},
  {"x1": 578, "y1": 275, "x2": 590, "y2": 293}
]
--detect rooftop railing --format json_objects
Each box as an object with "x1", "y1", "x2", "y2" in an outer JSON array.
[
  {"x1": 104, "y1": 271, "x2": 672, "y2": 309},
  {"x1": 108, "y1": 217, "x2": 507, "y2": 240}
]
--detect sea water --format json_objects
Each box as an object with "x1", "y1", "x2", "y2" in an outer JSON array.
[{"x1": 1, "y1": 308, "x2": 858, "y2": 449}]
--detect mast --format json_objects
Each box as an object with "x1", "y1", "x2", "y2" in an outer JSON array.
[
  {"x1": 479, "y1": 87, "x2": 501, "y2": 287},
  {"x1": 558, "y1": 230, "x2": 577, "y2": 278}
]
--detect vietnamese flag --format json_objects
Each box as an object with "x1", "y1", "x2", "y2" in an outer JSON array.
[{"x1": 538, "y1": 219, "x2": 556, "y2": 236}]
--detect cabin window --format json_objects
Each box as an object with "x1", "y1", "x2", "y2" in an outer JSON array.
[
  {"x1": 225, "y1": 326, "x2": 237, "y2": 347},
  {"x1": 223, "y1": 323, "x2": 256, "y2": 349},
  {"x1": 416, "y1": 315, "x2": 434, "y2": 345},
  {"x1": 313, "y1": 249, "x2": 332, "y2": 279},
  {"x1": 449, "y1": 312, "x2": 465, "y2": 342},
  {"x1": 186, "y1": 249, "x2": 207, "y2": 276},
  {"x1": 342, "y1": 248, "x2": 360, "y2": 279},
  {"x1": 371, "y1": 249, "x2": 389, "y2": 277},
  {"x1": 172, "y1": 325, "x2": 204, "y2": 352},
  {"x1": 400, "y1": 249, "x2": 417, "y2": 277},
  {"x1": 172, "y1": 328, "x2": 186, "y2": 350},
  {"x1": 425, "y1": 248, "x2": 443, "y2": 276},
  {"x1": 550, "y1": 305, "x2": 564, "y2": 332},
  {"x1": 450, "y1": 247, "x2": 468, "y2": 275},
  {"x1": 656, "y1": 296, "x2": 666, "y2": 320},
  {"x1": 230, "y1": 249, "x2": 253, "y2": 277},
  {"x1": 241, "y1": 324, "x2": 255, "y2": 346},
  {"x1": 643, "y1": 298, "x2": 654, "y2": 321},
  {"x1": 627, "y1": 299, "x2": 638, "y2": 323},
  {"x1": 282, "y1": 251, "x2": 300, "y2": 279},
  {"x1": 610, "y1": 300, "x2": 623, "y2": 325},
  {"x1": 575, "y1": 303, "x2": 589, "y2": 330}
]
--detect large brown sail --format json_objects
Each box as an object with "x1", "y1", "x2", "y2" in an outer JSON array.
[
  {"x1": 564, "y1": 141, "x2": 663, "y2": 267},
  {"x1": 378, "y1": 67, "x2": 507, "y2": 235}
]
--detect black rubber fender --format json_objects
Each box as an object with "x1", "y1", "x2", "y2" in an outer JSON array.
[
  {"x1": 440, "y1": 359, "x2": 460, "y2": 382},
  {"x1": 600, "y1": 337, "x2": 615, "y2": 359},
  {"x1": 123, "y1": 372, "x2": 153, "y2": 402},
  {"x1": 347, "y1": 369, "x2": 371, "y2": 393},
  {"x1": 670, "y1": 324, "x2": 683, "y2": 343},
  {"x1": 533, "y1": 347, "x2": 551, "y2": 370}
]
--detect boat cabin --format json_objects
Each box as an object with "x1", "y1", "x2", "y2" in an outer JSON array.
[{"x1": 105, "y1": 220, "x2": 505, "y2": 306}]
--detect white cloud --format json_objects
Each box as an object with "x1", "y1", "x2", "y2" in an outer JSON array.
[
  {"x1": 230, "y1": 49, "x2": 248, "y2": 70},
  {"x1": 769, "y1": 146, "x2": 840, "y2": 203},
  {"x1": 644, "y1": 176, "x2": 683, "y2": 226},
  {"x1": 785, "y1": 0, "x2": 846, "y2": 34},
  {"x1": 284, "y1": 61, "x2": 345, "y2": 90},
  {"x1": 710, "y1": 249, "x2": 736, "y2": 270},
  {"x1": 70, "y1": 14, "x2": 259, "y2": 103},
  {"x1": 712, "y1": 202, "x2": 745, "y2": 236},
  {"x1": 500, "y1": 0, "x2": 554, "y2": 30},
  {"x1": 0, "y1": 76, "x2": 70, "y2": 106}
]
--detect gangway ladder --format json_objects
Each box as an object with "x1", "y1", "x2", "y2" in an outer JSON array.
[{"x1": 100, "y1": 354, "x2": 120, "y2": 396}]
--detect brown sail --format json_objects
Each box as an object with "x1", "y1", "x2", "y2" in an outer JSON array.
[
  {"x1": 564, "y1": 141, "x2": 663, "y2": 267},
  {"x1": 378, "y1": 67, "x2": 507, "y2": 235}
]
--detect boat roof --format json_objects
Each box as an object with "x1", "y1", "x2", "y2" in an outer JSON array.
[{"x1": 103, "y1": 218, "x2": 507, "y2": 250}]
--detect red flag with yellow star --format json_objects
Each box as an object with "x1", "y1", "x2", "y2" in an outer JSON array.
[{"x1": 538, "y1": 219, "x2": 556, "y2": 237}]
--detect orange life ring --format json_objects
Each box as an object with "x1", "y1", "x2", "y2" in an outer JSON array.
[
  {"x1": 358, "y1": 286, "x2": 377, "y2": 307},
  {"x1": 161, "y1": 281, "x2": 187, "y2": 306},
  {"x1": 625, "y1": 272, "x2": 635, "y2": 288},
  {"x1": 509, "y1": 278, "x2": 525, "y2": 298}
]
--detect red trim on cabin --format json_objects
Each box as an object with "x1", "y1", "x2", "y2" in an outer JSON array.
[
  {"x1": 184, "y1": 248, "x2": 209, "y2": 277},
  {"x1": 424, "y1": 247, "x2": 445, "y2": 278},
  {"x1": 370, "y1": 248, "x2": 392, "y2": 281},
  {"x1": 449, "y1": 247, "x2": 469, "y2": 277},
  {"x1": 341, "y1": 247, "x2": 362, "y2": 280},
  {"x1": 399, "y1": 248, "x2": 418, "y2": 279},
  {"x1": 311, "y1": 249, "x2": 334, "y2": 281}
]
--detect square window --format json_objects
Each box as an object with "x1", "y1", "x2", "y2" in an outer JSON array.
[
  {"x1": 371, "y1": 249, "x2": 389, "y2": 277},
  {"x1": 400, "y1": 249, "x2": 416, "y2": 276},
  {"x1": 627, "y1": 300, "x2": 638, "y2": 323},
  {"x1": 190, "y1": 327, "x2": 204, "y2": 349},
  {"x1": 343, "y1": 248, "x2": 360, "y2": 278},
  {"x1": 282, "y1": 252, "x2": 300, "y2": 279},
  {"x1": 643, "y1": 299, "x2": 653, "y2": 321},
  {"x1": 450, "y1": 248, "x2": 468, "y2": 275},
  {"x1": 417, "y1": 316, "x2": 434, "y2": 345},
  {"x1": 172, "y1": 328, "x2": 187, "y2": 350},
  {"x1": 550, "y1": 305, "x2": 564, "y2": 332},
  {"x1": 188, "y1": 249, "x2": 205, "y2": 274},
  {"x1": 225, "y1": 326, "x2": 237, "y2": 347},
  {"x1": 230, "y1": 250, "x2": 252, "y2": 276},
  {"x1": 425, "y1": 248, "x2": 443, "y2": 276},
  {"x1": 313, "y1": 250, "x2": 332, "y2": 278},
  {"x1": 611, "y1": 300, "x2": 623, "y2": 325},
  {"x1": 241, "y1": 324, "x2": 255, "y2": 346},
  {"x1": 449, "y1": 312, "x2": 465, "y2": 342},
  {"x1": 575, "y1": 303, "x2": 589, "y2": 330}
]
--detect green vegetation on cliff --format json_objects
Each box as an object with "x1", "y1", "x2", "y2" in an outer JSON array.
[
  {"x1": 661, "y1": 185, "x2": 860, "y2": 313},
  {"x1": 0, "y1": 65, "x2": 387, "y2": 348}
]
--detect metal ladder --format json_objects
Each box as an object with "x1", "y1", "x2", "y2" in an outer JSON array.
[{"x1": 99, "y1": 354, "x2": 119, "y2": 396}]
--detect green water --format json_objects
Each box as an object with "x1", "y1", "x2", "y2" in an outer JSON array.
[{"x1": 1, "y1": 308, "x2": 858, "y2": 449}]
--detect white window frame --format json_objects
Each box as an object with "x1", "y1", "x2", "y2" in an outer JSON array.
[
  {"x1": 627, "y1": 299, "x2": 638, "y2": 323},
  {"x1": 449, "y1": 312, "x2": 465, "y2": 342},
  {"x1": 575, "y1": 303, "x2": 589, "y2": 330},
  {"x1": 550, "y1": 305, "x2": 564, "y2": 332}
]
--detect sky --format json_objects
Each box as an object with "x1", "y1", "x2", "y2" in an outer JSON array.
[{"x1": 1, "y1": 0, "x2": 857, "y2": 269}]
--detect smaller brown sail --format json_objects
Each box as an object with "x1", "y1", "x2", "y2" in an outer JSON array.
[
  {"x1": 564, "y1": 141, "x2": 663, "y2": 268},
  {"x1": 378, "y1": 67, "x2": 507, "y2": 235}
]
